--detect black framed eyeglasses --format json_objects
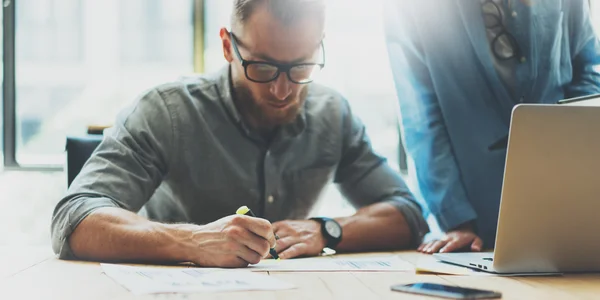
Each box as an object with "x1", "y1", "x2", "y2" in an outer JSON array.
[
  {"x1": 481, "y1": 0, "x2": 521, "y2": 61},
  {"x1": 229, "y1": 32, "x2": 325, "y2": 84}
]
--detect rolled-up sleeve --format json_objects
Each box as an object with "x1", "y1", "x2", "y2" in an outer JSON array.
[
  {"x1": 51, "y1": 196, "x2": 123, "y2": 259},
  {"x1": 334, "y1": 99, "x2": 429, "y2": 246},
  {"x1": 51, "y1": 88, "x2": 178, "y2": 259}
]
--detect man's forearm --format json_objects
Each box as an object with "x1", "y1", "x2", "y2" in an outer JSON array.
[
  {"x1": 68, "y1": 207, "x2": 194, "y2": 263},
  {"x1": 335, "y1": 202, "x2": 412, "y2": 252}
]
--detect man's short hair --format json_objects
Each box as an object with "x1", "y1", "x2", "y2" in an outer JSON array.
[{"x1": 231, "y1": 0, "x2": 326, "y2": 32}]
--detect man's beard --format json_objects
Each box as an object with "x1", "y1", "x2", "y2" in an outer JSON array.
[{"x1": 232, "y1": 80, "x2": 307, "y2": 130}]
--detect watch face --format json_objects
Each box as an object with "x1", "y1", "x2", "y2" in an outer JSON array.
[{"x1": 324, "y1": 220, "x2": 342, "y2": 238}]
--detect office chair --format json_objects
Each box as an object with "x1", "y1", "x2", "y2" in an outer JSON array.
[{"x1": 65, "y1": 126, "x2": 108, "y2": 187}]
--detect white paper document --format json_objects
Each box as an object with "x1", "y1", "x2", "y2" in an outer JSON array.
[
  {"x1": 101, "y1": 264, "x2": 295, "y2": 295},
  {"x1": 247, "y1": 255, "x2": 413, "y2": 272}
]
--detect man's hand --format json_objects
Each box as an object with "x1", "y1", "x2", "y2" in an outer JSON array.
[
  {"x1": 272, "y1": 220, "x2": 326, "y2": 259},
  {"x1": 181, "y1": 214, "x2": 276, "y2": 268},
  {"x1": 418, "y1": 222, "x2": 482, "y2": 254}
]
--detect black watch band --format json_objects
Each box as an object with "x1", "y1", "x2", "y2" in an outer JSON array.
[{"x1": 310, "y1": 217, "x2": 342, "y2": 250}]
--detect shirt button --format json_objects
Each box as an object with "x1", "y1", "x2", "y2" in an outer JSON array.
[
  {"x1": 512, "y1": 11, "x2": 517, "y2": 18},
  {"x1": 267, "y1": 195, "x2": 275, "y2": 204}
]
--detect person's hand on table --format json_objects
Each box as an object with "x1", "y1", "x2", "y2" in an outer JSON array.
[
  {"x1": 271, "y1": 220, "x2": 326, "y2": 259},
  {"x1": 418, "y1": 222, "x2": 483, "y2": 254}
]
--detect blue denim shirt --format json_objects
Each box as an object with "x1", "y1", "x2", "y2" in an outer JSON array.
[
  {"x1": 384, "y1": 0, "x2": 600, "y2": 246},
  {"x1": 50, "y1": 67, "x2": 429, "y2": 259}
]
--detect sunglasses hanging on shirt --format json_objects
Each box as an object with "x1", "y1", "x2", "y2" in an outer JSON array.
[{"x1": 481, "y1": 0, "x2": 522, "y2": 61}]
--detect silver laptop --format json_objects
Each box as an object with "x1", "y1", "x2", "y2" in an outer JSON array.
[{"x1": 434, "y1": 103, "x2": 600, "y2": 274}]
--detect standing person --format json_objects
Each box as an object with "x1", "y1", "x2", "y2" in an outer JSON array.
[{"x1": 384, "y1": 0, "x2": 600, "y2": 253}]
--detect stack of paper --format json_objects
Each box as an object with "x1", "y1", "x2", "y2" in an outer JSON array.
[{"x1": 102, "y1": 255, "x2": 414, "y2": 294}]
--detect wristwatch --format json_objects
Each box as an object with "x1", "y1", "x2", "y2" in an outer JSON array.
[{"x1": 310, "y1": 217, "x2": 342, "y2": 250}]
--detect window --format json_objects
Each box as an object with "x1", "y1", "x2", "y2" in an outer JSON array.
[
  {"x1": 13, "y1": 0, "x2": 194, "y2": 166},
  {"x1": 203, "y1": 0, "x2": 407, "y2": 217}
]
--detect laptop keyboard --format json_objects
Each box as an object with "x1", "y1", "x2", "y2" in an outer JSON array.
[{"x1": 482, "y1": 257, "x2": 493, "y2": 261}]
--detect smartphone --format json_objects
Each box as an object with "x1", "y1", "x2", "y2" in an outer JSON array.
[{"x1": 391, "y1": 282, "x2": 502, "y2": 299}]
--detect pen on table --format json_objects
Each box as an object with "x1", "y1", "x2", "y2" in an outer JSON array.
[{"x1": 236, "y1": 205, "x2": 280, "y2": 260}]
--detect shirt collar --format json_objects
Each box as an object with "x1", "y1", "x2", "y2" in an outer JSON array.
[{"x1": 215, "y1": 66, "x2": 307, "y2": 140}]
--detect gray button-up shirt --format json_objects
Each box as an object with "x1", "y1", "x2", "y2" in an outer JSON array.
[{"x1": 51, "y1": 67, "x2": 429, "y2": 259}]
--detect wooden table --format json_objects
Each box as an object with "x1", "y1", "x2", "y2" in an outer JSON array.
[{"x1": 2, "y1": 247, "x2": 599, "y2": 299}]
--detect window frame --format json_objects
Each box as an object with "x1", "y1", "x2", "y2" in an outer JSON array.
[{"x1": 3, "y1": 0, "x2": 18, "y2": 169}]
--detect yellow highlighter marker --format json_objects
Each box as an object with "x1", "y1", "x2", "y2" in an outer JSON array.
[{"x1": 236, "y1": 206, "x2": 280, "y2": 260}]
